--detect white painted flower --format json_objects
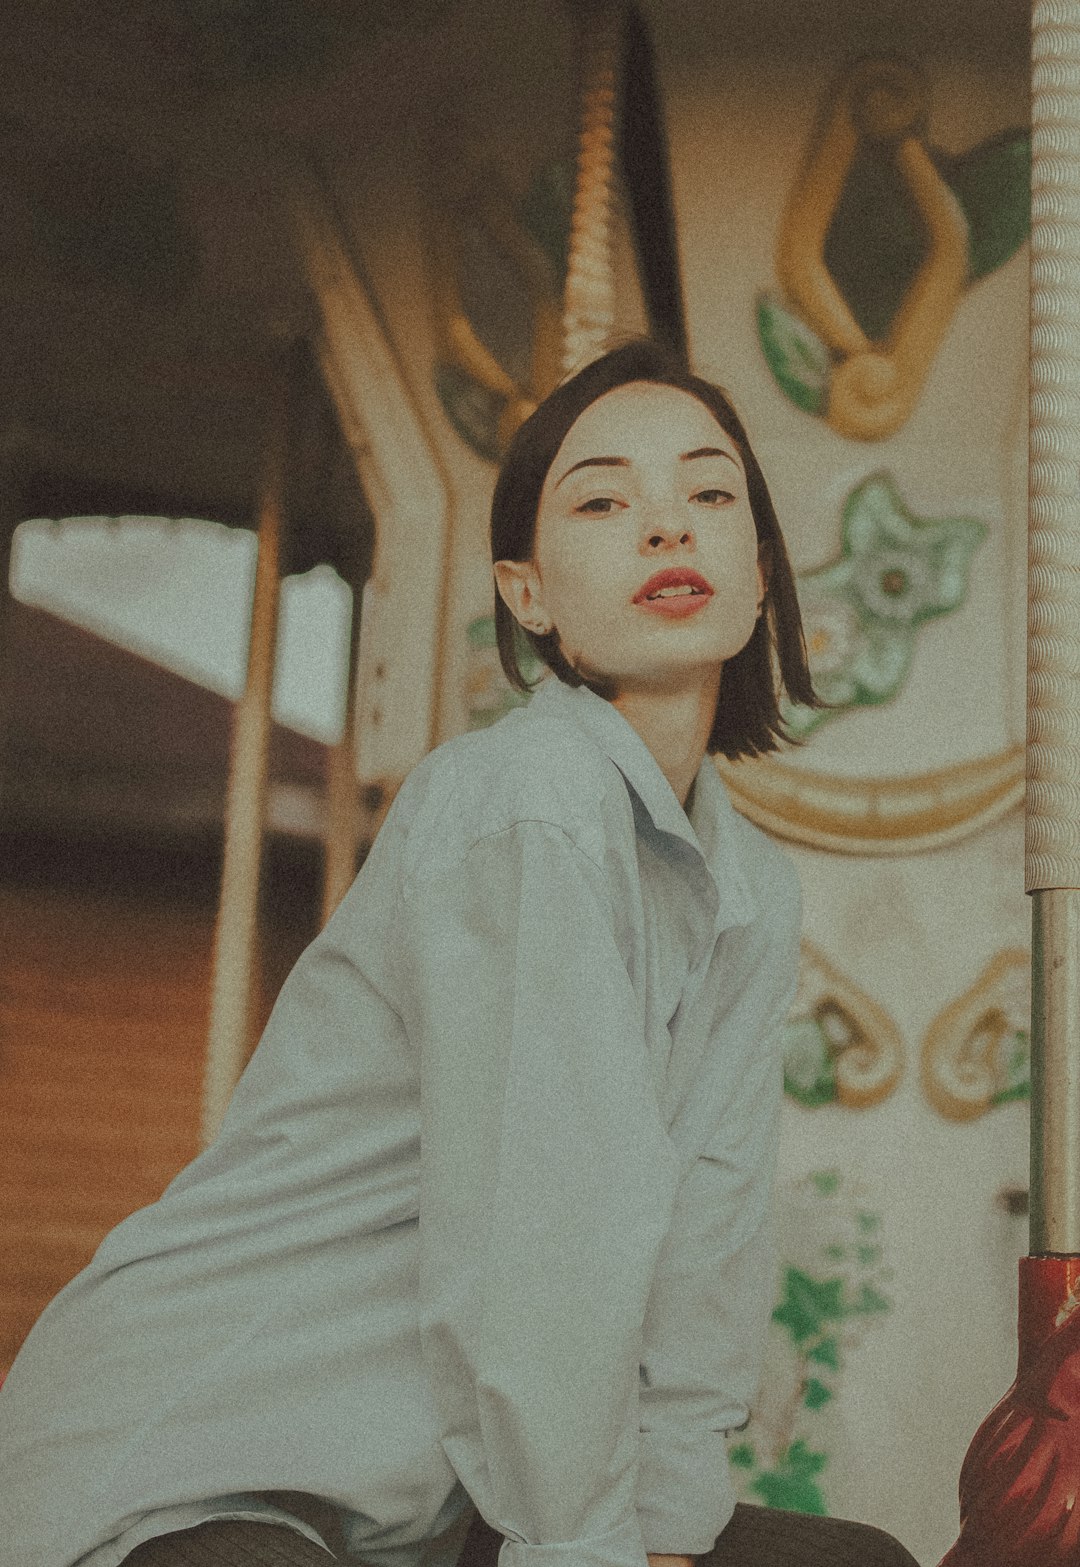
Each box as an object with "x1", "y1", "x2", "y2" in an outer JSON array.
[
  {"x1": 852, "y1": 547, "x2": 938, "y2": 624},
  {"x1": 801, "y1": 593, "x2": 862, "y2": 676}
]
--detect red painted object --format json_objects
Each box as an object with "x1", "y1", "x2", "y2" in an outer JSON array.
[{"x1": 939, "y1": 1255, "x2": 1080, "y2": 1565}]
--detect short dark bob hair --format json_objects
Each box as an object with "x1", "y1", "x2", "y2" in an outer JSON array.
[{"x1": 490, "y1": 337, "x2": 822, "y2": 762}]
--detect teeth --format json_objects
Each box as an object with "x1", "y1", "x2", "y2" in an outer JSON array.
[{"x1": 647, "y1": 584, "x2": 701, "y2": 599}]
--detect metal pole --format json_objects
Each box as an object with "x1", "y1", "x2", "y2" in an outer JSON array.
[
  {"x1": 1029, "y1": 892, "x2": 1080, "y2": 1252},
  {"x1": 1027, "y1": 0, "x2": 1080, "y2": 1256},
  {"x1": 938, "y1": 7, "x2": 1080, "y2": 1561}
]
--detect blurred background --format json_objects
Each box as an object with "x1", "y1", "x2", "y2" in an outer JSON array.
[{"x1": 0, "y1": 3, "x2": 1030, "y2": 1562}]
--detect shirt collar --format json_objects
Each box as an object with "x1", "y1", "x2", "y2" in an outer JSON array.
[{"x1": 525, "y1": 673, "x2": 757, "y2": 933}]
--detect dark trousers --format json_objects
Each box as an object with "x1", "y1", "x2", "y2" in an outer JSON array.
[{"x1": 121, "y1": 1504, "x2": 920, "y2": 1566}]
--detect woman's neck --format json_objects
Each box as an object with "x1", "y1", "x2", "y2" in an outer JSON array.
[{"x1": 611, "y1": 671, "x2": 721, "y2": 810}]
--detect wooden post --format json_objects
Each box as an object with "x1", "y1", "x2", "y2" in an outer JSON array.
[
  {"x1": 320, "y1": 575, "x2": 363, "y2": 927},
  {"x1": 938, "y1": 7, "x2": 1080, "y2": 1562},
  {"x1": 0, "y1": 430, "x2": 29, "y2": 811},
  {"x1": 200, "y1": 366, "x2": 289, "y2": 1148}
]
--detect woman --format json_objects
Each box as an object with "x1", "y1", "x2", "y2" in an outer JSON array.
[{"x1": 0, "y1": 340, "x2": 918, "y2": 1566}]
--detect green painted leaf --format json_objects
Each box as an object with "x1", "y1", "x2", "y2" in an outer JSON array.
[
  {"x1": 851, "y1": 1284, "x2": 891, "y2": 1316},
  {"x1": 817, "y1": 130, "x2": 1029, "y2": 342},
  {"x1": 803, "y1": 1377, "x2": 834, "y2": 1410},
  {"x1": 786, "y1": 1439, "x2": 829, "y2": 1476},
  {"x1": 941, "y1": 131, "x2": 1031, "y2": 281},
  {"x1": 520, "y1": 161, "x2": 574, "y2": 286},
  {"x1": 811, "y1": 1170, "x2": 842, "y2": 1197},
  {"x1": 807, "y1": 1335, "x2": 840, "y2": 1370},
  {"x1": 750, "y1": 1441, "x2": 829, "y2": 1515},
  {"x1": 435, "y1": 361, "x2": 504, "y2": 463},
  {"x1": 729, "y1": 1442, "x2": 756, "y2": 1469},
  {"x1": 991, "y1": 1030, "x2": 1032, "y2": 1106},
  {"x1": 782, "y1": 1019, "x2": 837, "y2": 1107},
  {"x1": 990, "y1": 1081, "x2": 1031, "y2": 1106},
  {"x1": 467, "y1": 615, "x2": 497, "y2": 650},
  {"x1": 773, "y1": 1269, "x2": 847, "y2": 1344},
  {"x1": 757, "y1": 294, "x2": 830, "y2": 415}
]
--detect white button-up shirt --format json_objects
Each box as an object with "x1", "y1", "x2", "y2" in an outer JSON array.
[{"x1": 0, "y1": 672, "x2": 802, "y2": 1567}]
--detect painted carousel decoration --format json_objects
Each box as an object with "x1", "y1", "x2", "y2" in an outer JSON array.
[
  {"x1": 938, "y1": 4, "x2": 1080, "y2": 1560},
  {"x1": 758, "y1": 55, "x2": 1030, "y2": 441},
  {"x1": 431, "y1": 157, "x2": 572, "y2": 464},
  {"x1": 921, "y1": 949, "x2": 1031, "y2": 1122},
  {"x1": 432, "y1": 0, "x2": 686, "y2": 462},
  {"x1": 784, "y1": 473, "x2": 985, "y2": 739},
  {"x1": 731, "y1": 1170, "x2": 893, "y2": 1517},
  {"x1": 455, "y1": 20, "x2": 1024, "y2": 856},
  {"x1": 782, "y1": 941, "x2": 904, "y2": 1110}
]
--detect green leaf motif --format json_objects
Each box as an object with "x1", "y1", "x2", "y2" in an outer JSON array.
[
  {"x1": 989, "y1": 1030, "x2": 1032, "y2": 1106},
  {"x1": 756, "y1": 294, "x2": 830, "y2": 415},
  {"x1": 806, "y1": 1335, "x2": 841, "y2": 1370},
  {"x1": 772, "y1": 1269, "x2": 847, "y2": 1344},
  {"x1": 435, "y1": 362, "x2": 504, "y2": 464},
  {"x1": 851, "y1": 1284, "x2": 891, "y2": 1317},
  {"x1": 729, "y1": 1442, "x2": 756, "y2": 1469},
  {"x1": 782, "y1": 1017, "x2": 838, "y2": 1107},
  {"x1": 942, "y1": 131, "x2": 1031, "y2": 281},
  {"x1": 520, "y1": 161, "x2": 574, "y2": 287},
  {"x1": 803, "y1": 1377, "x2": 834, "y2": 1410},
  {"x1": 750, "y1": 1441, "x2": 829, "y2": 1515}
]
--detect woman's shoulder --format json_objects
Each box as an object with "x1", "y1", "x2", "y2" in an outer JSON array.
[{"x1": 393, "y1": 706, "x2": 624, "y2": 888}]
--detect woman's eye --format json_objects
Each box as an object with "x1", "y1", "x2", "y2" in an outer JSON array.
[
  {"x1": 576, "y1": 496, "x2": 619, "y2": 515},
  {"x1": 693, "y1": 488, "x2": 735, "y2": 506}
]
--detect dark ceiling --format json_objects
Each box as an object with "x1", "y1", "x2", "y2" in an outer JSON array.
[
  {"x1": 0, "y1": 0, "x2": 451, "y2": 543},
  {"x1": 0, "y1": 0, "x2": 1028, "y2": 541}
]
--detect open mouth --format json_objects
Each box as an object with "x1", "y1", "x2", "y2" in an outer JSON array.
[
  {"x1": 634, "y1": 568, "x2": 714, "y2": 603},
  {"x1": 643, "y1": 585, "x2": 709, "y2": 601}
]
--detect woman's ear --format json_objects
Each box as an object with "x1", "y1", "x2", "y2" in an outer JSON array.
[{"x1": 493, "y1": 559, "x2": 552, "y2": 635}]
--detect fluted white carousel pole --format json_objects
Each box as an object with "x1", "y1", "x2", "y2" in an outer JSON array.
[
  {"x1": 939, "y1": 7, "x2": 1080, "y2": 1562},
  {"x1": 200, "y1": 359, "x2": 289, "y2": 1148},
  {"x1": 560, "y1": 0, "x2": 623, "y2": 379},
  {"x1": 1027, "y1": 0, "x2": 1080, "y2": 1264}
]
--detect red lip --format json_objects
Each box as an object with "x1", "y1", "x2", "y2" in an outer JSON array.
[{"x1": 632, "y1": 566, "x2": 714, "y2": 604}]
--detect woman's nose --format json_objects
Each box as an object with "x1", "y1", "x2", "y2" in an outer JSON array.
[
  {"x1": 641, "y1": 513, "x2": 694, "y2": 550},
  {"x1": 637, "y1": 493, "x2": 695, "y2": 550}
]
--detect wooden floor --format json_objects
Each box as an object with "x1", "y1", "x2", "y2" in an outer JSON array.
[{"x1": 0, "y1": 830, "x2": 320, "y2": 1372}]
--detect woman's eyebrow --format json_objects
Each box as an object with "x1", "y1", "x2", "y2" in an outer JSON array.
[
  {"x1": 553, "y1": 455, "x2": 630, "y2": 489},
  {"x1": 682, "y1": 446, "x2": 742, "y2": 469},
  {"x1": 554, "y1": 445, "x2": 741, "y2": 490}
]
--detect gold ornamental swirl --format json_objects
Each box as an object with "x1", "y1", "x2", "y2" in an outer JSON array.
[
  {"x1": 715, "y1": 747, "x2": 1023, "y2": 857},
  {"x1": 921, "y1": 949, "x2": 1030, "y2": 1121}
]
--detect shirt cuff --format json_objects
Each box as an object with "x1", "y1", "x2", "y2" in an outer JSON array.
[
  {"x1": 636, "y1": 1428, "x2": 736, "y2": 1556},
  {"x1": 496, "y1": 1514, "x2": 647, "y2": 1567}
]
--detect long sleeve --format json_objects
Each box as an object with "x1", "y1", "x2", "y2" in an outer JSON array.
[
  {"x1": 635, "y1": 969, "x2": 798, "y2": 1554},
  {"x1": 398, "y1": 820, "x2": 682, "y2": 1567}
]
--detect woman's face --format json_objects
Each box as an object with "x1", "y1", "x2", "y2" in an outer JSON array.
[{"x1": 497, "y1": 380, "x2": 765, "y2": 697}]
